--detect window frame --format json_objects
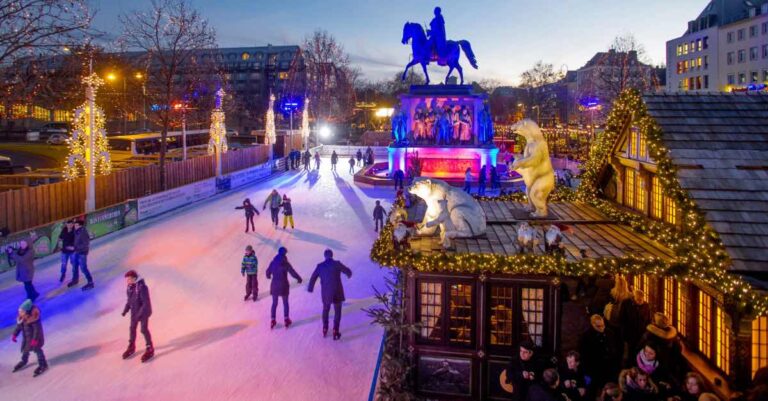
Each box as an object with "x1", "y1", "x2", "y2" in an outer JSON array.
[
  {"x1": 486, "y1": 283, "x2": 551, "y2": 354},
  {"x1": 416, "y1": 279, "x2": 476, "y2": 348}
]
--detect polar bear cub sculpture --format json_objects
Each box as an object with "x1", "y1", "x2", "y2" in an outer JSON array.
[
  {"x1": 511, "y1": 119, "x2": 555, "y2": 218},
  {"x1": 408, "y1": 178, "x2": 486, "y2": 239}
]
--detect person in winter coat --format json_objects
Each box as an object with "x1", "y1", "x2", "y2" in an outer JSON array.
[
  {"x1": 675, "y1": 372, "x2": 706, "y2": 401},
  {"x1": 235, "y1": 198, "x2": 260, "y2": 233},
  {"x1": 393, "y1": 169, "x2": 405, "y2": 190},
  {"x1": 579, "y1": 315, "x2": 622, "y2": 394},
  {"x1": 12, "y1": 300, "x2": 47, "y2": 376},
  {"x1": 303, "y1": 150, "x2": 311, "y2": 171},
  {"x1": 639, "y1": 312, "x2": 682, "y2": 378},
  {"x1": 265, "y1": 247, "x2": 302, "y2": 329},
  {"x1": 314, "y1": 152, "x2": 320, "y2": 170},
  {"x1": 526, "y1": 368, "x2": 565, "y2": 401},
  {"x1": 281, "y1": 194, "x2": 294, "y2": 229},
  {"x1": 478, "y1": 165, "x2": 487, "y2": 195},
  {"x1": 70, "y1": 219, "x2": 94, "y2": 291},
  {"x1": 560, "y1": 351, "x2": 589, "y2": 401},
  {"x1": 634, "y1": 342, "x2": 674, "y2": 397},
  {"x1": 356, "y1": 149, "x2": 363, "y2": 166},
  {"x1": 463, "y1": 167, "x2": 472, "y2": 193},
  {"x1": 6, "y1": 241, "x2": 38, "y2": 301},
  {"x1": 121, "y1": 270, "x2": 154, "y2": 362},
  {"x1": 619, "y1": 367, "x2": 659, "y2": 401},
  {"x1": 263, "y1": 189, "x2": 282, "y2": 229},
  {"x1": 348, "y1": 156, "x2": 356, "y2": 174},
  {"x1": 308, "y1": 249, "x2": 352, "y2": 340},
  {"x1": 58, "y1": 219, "x2": 76, "y2": 283},
  {"x1": 241, "y1": 245, "x2": 258, "y2": 301},
  {"x1": 330, "y1": 150, "x2": 338, "y2": 171},
  {"x1": 373, "y1": 200, "x2": 386, "y2": 232},
  {"x1": 490, "y1": 165, "x2": 500, "y2": 191},
  {"x1": 625, "y1": 290, "x2": 652, "y2": 354},
  {"x1": 505, "y1": 339, "x2": 550, "y2": 401}
]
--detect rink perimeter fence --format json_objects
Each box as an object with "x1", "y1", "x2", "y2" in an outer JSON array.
[{"x1": 0, "y1": 144, "x2": 319, "y2": 273}]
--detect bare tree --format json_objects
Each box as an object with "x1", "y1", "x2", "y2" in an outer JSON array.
[
  {"x1": 119, "y1": 0, "x2": 216, "y2": 189},
  {"x1": 519, "y1": 61, "x2": 564, "y2": 124},
  {"x1": 302, "y1": 30, "x2": 357, "y2": 124}
]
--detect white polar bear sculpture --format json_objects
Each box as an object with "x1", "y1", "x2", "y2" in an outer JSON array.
[
  {"x1": 511, "y1": 119, "x2": 555, "y2": 218},
  {"x1": 408, "y1": 178, "x2": 486, "y2": 245}
]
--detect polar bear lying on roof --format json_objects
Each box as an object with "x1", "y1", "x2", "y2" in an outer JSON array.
[{"x1": 408, "y1": 178, "x2": 486, "y2": 245}]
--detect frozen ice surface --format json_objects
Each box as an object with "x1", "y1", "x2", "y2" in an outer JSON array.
[{"x1": 0, "y1": 159, "x2": 392, "y2": 401}]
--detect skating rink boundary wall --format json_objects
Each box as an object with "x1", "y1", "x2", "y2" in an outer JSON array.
[{"x1": 0, "y1": 148, "x2": 320, "y2": 273}]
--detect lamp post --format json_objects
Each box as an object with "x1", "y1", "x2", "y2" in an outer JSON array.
[{"x1": 106, "y1": 71, "x2": 146, "y2": 133}]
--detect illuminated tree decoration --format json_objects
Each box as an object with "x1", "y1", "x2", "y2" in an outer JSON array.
[
  {"x1": 370, "y1": 89, "x2": 768, "y2": 317},
  {"x1": 208, "y1": 88, "x2": 228, "y2": 155},
  {"x1": 63, "y1": 73, "x2": 112, "y2": 180},
  {"x1": 300, "y1": 98, "x2": 310, "y2": 143},
  {"x1": 265, "y1": 93, "x2": 276, "y2": 145}
]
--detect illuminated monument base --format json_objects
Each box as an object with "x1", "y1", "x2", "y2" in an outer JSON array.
[{"x1": 387, "y1": 85, "x2": 498, "y2": 179}]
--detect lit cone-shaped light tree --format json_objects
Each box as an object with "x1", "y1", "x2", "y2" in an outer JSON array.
[
  {"x1": 64, "y1": 73, "x2": 112, "y2": 212},
  {"x1": 265, "y1": 93, "x2": 276, "y2": 159},
  {"x1": 208, "y1": 88, "x2": 228, "y2": 177},
  {"x1": 301, "y1": 98, "x2": 310, "y2": 150}
]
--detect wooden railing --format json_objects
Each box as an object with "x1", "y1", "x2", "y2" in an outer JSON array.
[{"x1": 0, "y1": 145, "x2": 270, "y2": 232}]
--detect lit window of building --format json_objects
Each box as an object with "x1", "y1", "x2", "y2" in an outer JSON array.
[
  {"x1": 521, "y1": 288, "x2": 544, "y2": 347},
  {"x1": 419, "y1": 282, "x2": 443, "y2": 341},
  {"x1": 489, "y1": 286, "x2": 514, "y2": 346},
  {"x1": 664, "y1": 196, "x2": 678, "y2": 225},
  {"x1": 716, "y1": 305, "x2": 731, "y2": 374},
  {"x1": 240, "y1": 52, "x2": 250, "y2": 61},
  {"x1": 651, "y1": 177, "x2": 663, "y2": 219},
  {"x1": 677, "y1": 45, "x2": 683, "y2": 56},
  {"x1": 633, "y1": 274, "x2": 650, "y2": 296},
  {"x1": 699, "y1": 291, "x2": 712, "y2": 358},
  {"x1": 448, "y1": 283, "x2": 473, "y2": 344},
  {"x1": 625, "y1": 169, "x2": 636, "y2": 209},
  {"x1": 752, "y1": 316, "x2": 768, "y2": 377},
  {"x1": 678, "y1": 282, "x2": 689, "y2": 337},
  {"x1": 739, "y1": 73, "x2": 747, "y2": 84},
  {"x1": 697, "y1": 39, "x2": 702, "y2": 51},
  {"x1": 684, "y1": 43, "x2": 689, "y2": 54},
  {"x1": 278, "y1": 71, "x2": 289, "y2": 80},
  {"x1": 636, "y1": 175, "x2": 647, "y2": 213},
  {"x1": 663, "y1": 277, "x2": 675, "y2": 319},
  {"x1": 628, "y1": 130, "x2": 638, "y2": 157}
]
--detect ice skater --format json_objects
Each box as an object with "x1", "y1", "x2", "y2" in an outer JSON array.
[
  {"x1": 348, "y1": 156, "x2": 356, "y2": 174},
  {"x1": 478, "y1": 165, "x2": 487, "y2": 196},
  {"x1": 11, "y1": 299, "x2": 47, "y2": 377},
  {"x1": 266, "y1": 247, "x2": 302, "y2": 329},
  {"x1": 235, "y1": 198, "x2": 260, "y2": 233},
  {"x1": 303, "y1": 150, "x2": 311, "y2": 171},
  {"x1": 241, "y1": 245, "x2": 258, "y2": 301},
  {"x1": 331, "y1": 150, "x2": 338, "y2": 171},
  {"x1": 263, "y1": 189, "x2": 282, "y2": 229},
  {"x1": 6, "y1": 240, "x2": 38, "y2": 301},
  {"x1": 314, "y1": 152, "x2": 321, "y2": 170},
  {"x1": 121, "y1": 270, "x2": 154, "y2": 363},
  {"x1": 373, "y1": 200, "x2": 385, "y2": 233},
  {"x1": 463, "y1": 167, "x2": 472, "y2": 193},
  {"x1": 70, "y1": 219, "x2": 95, "y2": 291},
  {"x1": 308, "y1": 249, "x2": 352, "y2": 340},
  {"x1": 281, "y1": 194, "x2": 294, "y2": 229},
  {"x1": 58, "y1": 219, "x2": 76, "y2": 283},
  {"x1": 356, "y1": 149, "x2": 363, "y2": 166}
]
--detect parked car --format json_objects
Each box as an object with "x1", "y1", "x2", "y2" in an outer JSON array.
[
  {"x1": 39, "y1": 122, "x2": 70, "y2": 137},
  {"x1": 46, "y1": 133, "x2": 68, "y2": 145}
]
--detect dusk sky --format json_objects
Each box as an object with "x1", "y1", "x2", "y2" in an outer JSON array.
[{"x1": 91, "y1": 0, "x2": 707, "y2": 84}]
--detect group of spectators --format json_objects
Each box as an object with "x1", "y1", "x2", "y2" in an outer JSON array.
[{"x1": 504, "y1": 275, "x2": 765, "y2": 401}]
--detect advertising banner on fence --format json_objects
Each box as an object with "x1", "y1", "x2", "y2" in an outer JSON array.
[
  {"x1": 86, "y1": 201, "x2": 138, "y2": 238},
  {"x1": 228, "y1": 161, "x2": 273, "y2": 189},
  {"x1": 137, "y1": 178, "x2": 217, "y2": 221}
]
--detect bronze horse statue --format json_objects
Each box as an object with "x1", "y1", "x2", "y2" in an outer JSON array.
[{"x1": 401, "y1": 22, "x2": 478, "y2": 85}]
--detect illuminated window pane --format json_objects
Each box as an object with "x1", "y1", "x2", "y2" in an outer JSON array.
[
  {"x1": 521, "y1": 288, "x2": 545, "y2": 347},
  {"x1": 419, "y1": 282, "x2": 443, "y2": 341},
  {"x1": 449, "y1": 283, "x2": 473, "y2": 344},
  {"x1": 699, "y1": 291, "x2": 712, "y2": 358},
  {"x1": 752, "y1": 316, "x2": 768, "y2": 377},
  {"x1": 651, "y1": 176, "x2": 663, "y2": 219},
  {"x1": 625, "y1": 169, "x2": 635, "y2": 209},
  {"x1": 663, "y1": 277, "x2": 675, "y2": 319},
  {"x1": 677, "y1": 282, "x2": 689, "y2": 337},
  {"x1": 489, "y1": 286, "x2": 514, "y2": 346},
  {"x1": 636, "y1": 174, "x2": 647, "y2": 213},
  {"x1": 638, "y1": 133, "x2": 647, "y2": 159},
  {"x1": 628, "y1": 130, "x2": 638, "y2": 157},
  {"x1": 664, "y1": 196, "x2": 678, "y2": 225},
  {"x1": 716, "y1": 305, "x2": 731, "y2": 374}
]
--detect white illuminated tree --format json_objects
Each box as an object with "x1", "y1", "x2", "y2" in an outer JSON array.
[
  {"x1": 301, "y1": 98, "x2": 310, "y2": 149},
  {"x1": 208, "y1": 88, "x2": 228, "y2": 177}
]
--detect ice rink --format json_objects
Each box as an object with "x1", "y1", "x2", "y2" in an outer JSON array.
[{"x1": 0, "y1": 158, "x2": 391, "y2": 401}]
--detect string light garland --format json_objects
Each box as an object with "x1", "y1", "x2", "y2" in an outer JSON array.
[
  {"x1": 371, "y1": 89, "x2": 768, "y2": 317},
  {"x1": 63, "y1": 73, "x2": 112, "y2": 179}
]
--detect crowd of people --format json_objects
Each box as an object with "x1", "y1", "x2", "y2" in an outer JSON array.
[{"x1": 502, "y1": 275, "x2": 766, "y2": 401}]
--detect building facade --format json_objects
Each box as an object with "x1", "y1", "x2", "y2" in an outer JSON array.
[{"x1": 666, "y1": 0, "x2": 768, "y2": 92}]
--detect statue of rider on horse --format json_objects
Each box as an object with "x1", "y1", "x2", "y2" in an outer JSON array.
[{"x1": 402, "y1": 7, "x2": 478, "y2": 85}]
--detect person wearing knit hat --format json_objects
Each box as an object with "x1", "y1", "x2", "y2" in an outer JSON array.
[
  {"x1": 11, "y1": 299, "x2": 47, "y2": 377},
  {"x1": 6, "y1": 240, "x2": 39, "y2": 301},
  {"x1": 639, "y1": 312, "x2": 683, "y2": 385},
  {"x1": 241, "y1": 245, "x2": 258, "y2": 301},
  {"x1": 647, "y1": 312, "x2": 678, "y2": 340},
  {"x1": 121, "y1": 270, "x2": 154, "y2": 362},
  {"x1": 266, "y1": 246, "x2": 302, "y2": 329}
]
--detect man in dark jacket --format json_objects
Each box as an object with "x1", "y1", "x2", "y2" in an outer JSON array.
[
  {"x1": 579, "y1": 314, "x2": 621, "y2": 395},
  {"x1": 308, "y1": 249, "x2": 352, "y2": 340},
  {"x1": 393, "y1": 169, "x2": 405, "y2": 190},
  {"x1": 330, "y1": 150, "x2": 338, "y2": 171},
  {"x1": 266, "y1": 247, "x2": 302, "y2": 329},
  {"x1": 121, "y1": 270, "x2": 154, "y2": 362},
  {"x1": 373, "y1": 200, "x2": 386, "y2": 232},
  {"x1": 69, "y1": 219, "x2": 94, "y2": 290},
  {"x1": 59, "y1": 220, "x2": 76, "y2": 283},
  {"x1": 302, "y1": 150, "x2": 311, "y2": 171},
  {"x1": 356, "y1": 149, "x2": 363, "y2": 166},
  {"x1": 235, "y1": 198, "x2": 260, "y2": 233},
  {"x1": 7, "y1": 240, "x2": 38, "y2": 301},
  {"x1": 505, "y1": 340, "x2": 550, "y2": 401},
  {"x1": 526, "y1": 368, "x2": 565, "y2": 401},
  {"x1": 12, "y1": 299, "x2": 47, "y2": 377}
]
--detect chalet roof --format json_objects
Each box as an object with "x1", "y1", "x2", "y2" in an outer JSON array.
[
  {"x1": 408, "y1": 201, "x2": 675, "y2": 262},
  {"x1": 642, "y1": 92, "x2": 768, "y2": 273}
]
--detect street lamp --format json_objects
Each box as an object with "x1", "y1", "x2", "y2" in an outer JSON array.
[{"x1": 105, "y1": 71, "x2": 147, "y2": 133}]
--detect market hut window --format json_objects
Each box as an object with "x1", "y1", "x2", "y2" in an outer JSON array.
[
  {"x1": 521, "y1": 287, "x2": 545, "y2": 347},
  {"x1": 677, "y1": 282, "x2": 690, "y2": 338},
  {"x1": 628, "y1": 129, "x2": 638, "y2": 158},
  {"x1": 651, "y1": 176, "x2": 663, "y2": 220},
  {"x1": 489, "y1": 286, "x2": 514, "y2": 346},
  {"x1": 449, "y1": 283, "x2": 473, "y2": 345},
  {"x1": 664, "y1": 196, "x2": 678, "y2": 225},
  {"x1": 419, "y1": 281, "x2": 443, "y2": 341},
  {"x1": 752, "y1": 316, "x2": 768, "y2": 377},
  {"x1": 663, "y1": 277, "x2": 675, "y2": 319},
  {"x1": 716, "y1": 305, "x2": 731, "y2": 374},
  {"x1": 625, "y1": 169, "x2": 636, "y2": 209},
  {"x1": 636, "y1": 174, "x2": 647, "y2": 213},
  {"x1": 699, "y1": 291, "x2": 712, "y2": 358}
]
